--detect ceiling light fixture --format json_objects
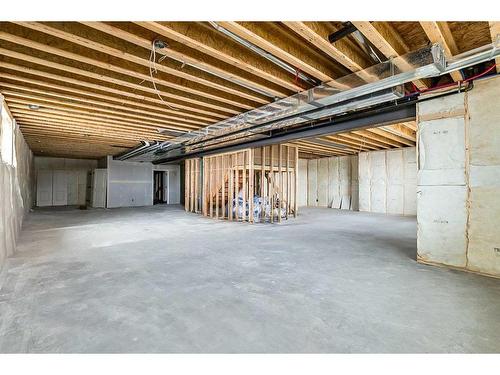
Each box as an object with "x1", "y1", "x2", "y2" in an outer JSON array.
[{"x1": 28, "y1": 104, "x2": 40, "y2": 110}]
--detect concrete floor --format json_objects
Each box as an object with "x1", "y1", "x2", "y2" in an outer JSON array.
[{"x1": 0, "y1": 205, "x2": 499, "y2": 353}]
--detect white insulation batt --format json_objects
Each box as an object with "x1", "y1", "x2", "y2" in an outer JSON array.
[
  {"x1": 297, "y1": 159, "x2": 308, "y2": 206},
  {"x1": 417, "y1": 76, "x2": 500, "y2": 277},
  {"x1": 303, "y1": 155, "x2": 358, "y2": 210},
  {"x1": 0, "y1": 126, "x2": 34, "y2": 269},
  {"x1": 358, "y1": 147, "x2": 417, "y2": 215}
]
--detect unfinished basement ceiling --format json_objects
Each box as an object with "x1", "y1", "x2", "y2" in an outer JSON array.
[{"x1": 0, "y1": 21, "x2": 495, "y2": 159}]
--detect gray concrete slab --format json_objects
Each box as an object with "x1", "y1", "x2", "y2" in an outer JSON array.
[{"x1": 0, "y1": 206, "x2": 499, "y2": 353}]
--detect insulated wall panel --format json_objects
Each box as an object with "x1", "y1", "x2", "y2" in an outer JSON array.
[
  {"x1": 358, "y1": 147, "x2": 416, "y2": 215},
  {"x1": 297, "y1": 159, "x2": 308, "y2": 206},
  {"x1": 417, "y1": 185, "x2": 468, "y2": 267},
  {"x1": 307, "y1": 159, "x2": 318, "y2": 206},
  {"x1": 328, "y1": 157, "x2": 340, "y2": 208},
  {"x1": 358, "y1": 152, "x2": 370, "y2": 212},
  {"x1": 317, "y1": 158, "x2": 329, "y2": 207},
  {"x1": 416, "y1": 78, "x2": 500, "y2": 277}
]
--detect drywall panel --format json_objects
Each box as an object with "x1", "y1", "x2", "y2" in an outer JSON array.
[
  {"x1": 67, "y1": 170, "x2": 79, "y2": 205},
  {"x1": 297, "y1": 159, "x2": 308, "y2": 206},
  {"x1": 417, "y1": 185, "x2": 468, "y2": 267},
  {"x1": 317, "y1": 158, "x2": 329, "y2": 207},
  {"x1": 52, "y1": 170, "x2": 68, "y2": 206},
  {"x1": 91, "y1": 169, "x2": 107, "y2": 208},
  {"x1": 418, "y1": 117, "x2": 466, "y2": 186},
  {"x1": 307, "y1": 159, "x2": 318, "y2": 206},
  {"x1": 107, "y1": 157, "x2": 153, "y2": 208},
  {"x1": 35, "y1": 156, "x2": 97, "y2": 170},
  {"x1": 36, "y1": 170, "x2": 53, "y2": 207}
]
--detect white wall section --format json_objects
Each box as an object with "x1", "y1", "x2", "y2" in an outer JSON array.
[{"x1": 107, "y1": 157, "x2": 181, "y2": 208}]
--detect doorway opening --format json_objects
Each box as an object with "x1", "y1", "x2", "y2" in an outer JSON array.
[{"x1": 153, "y1": 170, "x2": 168, "y2": 204}]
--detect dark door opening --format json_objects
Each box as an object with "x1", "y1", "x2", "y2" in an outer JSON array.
[{"x1": 153, "y1": 171, "x2": 165, "y2": 204}]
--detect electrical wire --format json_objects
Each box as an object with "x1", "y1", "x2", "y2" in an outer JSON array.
[
  {"x1": 407, "y1": 63, "x2": 498, "y2": 96},
  {"x1": 148, "y1": 40, "x2": 179, "y2": 111}
]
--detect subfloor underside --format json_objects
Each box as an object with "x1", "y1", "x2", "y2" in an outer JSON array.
[{"x1": 0, "y1": 206, "x2": 499, "y2": 353}]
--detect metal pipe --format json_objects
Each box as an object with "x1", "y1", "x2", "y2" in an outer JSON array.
[{"x1": 209, "y1": 22, "x2": 320, "y2": 86}]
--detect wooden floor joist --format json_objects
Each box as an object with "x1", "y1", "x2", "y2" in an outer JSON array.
[{"x1": 0, "y1": 21, "x2": 491, "y2": 159}]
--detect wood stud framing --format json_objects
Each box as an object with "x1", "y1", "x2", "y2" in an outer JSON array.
[{"x1": 184, "y1": 144, "x2": 298, "y2": 223}]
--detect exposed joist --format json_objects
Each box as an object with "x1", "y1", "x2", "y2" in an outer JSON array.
[
  {"x1": 217, "y1": 22, "x2": 334, "y2": 82},
  {"x1": 283, "y1": 22, "x2": 368, "y2": 73},
  {"x1": 367, "y1": 128, "x2": 415, "y2": 147},
  {"x1": 14, "y1": 22, "x2": 265, "y2": 107},
  {"x1": 489, "y1": 22, "x2": 500, "y2": 73},
  {"x1": 0, "y1": 32, "x2": 247, "y2": 114},
  {"x1": 351, "y1": 21, "x2": 428, "y2": 90},
  {"x1": 381, "y1": 124, "x2": 416, "y2": 142},
  {"x1": 134, "y1": 21, "x2": 303, "y2": 93},
  {"x1": 0, "y1": 84, "x2": 204, "y2": 128},
  {"x1": 0, "y1": 72, "x2": 213, "y2": 124},
  {"x1": 0, "y1": 59, "x2": 226, "y2": 120},
  {"x1": 420, "y1": 21, "x2": 462, "y2": 82},
  {"x1": 81, "y1": 21, "x2": 284, "y2": 99}
]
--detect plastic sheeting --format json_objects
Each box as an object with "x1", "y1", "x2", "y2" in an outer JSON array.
[
  {"x1": 358, "y1": 147, "x2": 416, "y2": 215},
  {"x1": 0, "y1": 127, "x2": 33, "y2": 269}
]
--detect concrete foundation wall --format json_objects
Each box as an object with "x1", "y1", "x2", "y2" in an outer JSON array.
[
  {"x1": 417, "y1": 76, "x2": 500, "y2": 278},
  {"x1": 302, "y1": 155, "x2": 358, "y2": 210},
  {"x1": 358, "y1": 147, "x2": 417, "y2": 215},
  {"x1": 0, "y1": 114, "x2": 34, "y2": 269}
]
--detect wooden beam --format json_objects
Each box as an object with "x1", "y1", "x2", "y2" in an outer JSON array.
[
  {"x1": 367, "y1": 128, "x2": 415, "y2": 147},
  {"x1": 351, "y1": 22, "x2": 428, "y2": 90},
  {"x1": 351, "y1": 129, "x2": 406, "y2": 148},
  {"x1": 82, "y1": 21, "x2": 284, "y2": 99},
  {"x1": 489, "y1": 22, "x2": 500, "y2": 73},
  {"x1": 0, "y1": 71, "x2": 213, "y2": 124},
  {"x1": 0, "y1": 87, "x2": 202, "y2": 129},
  {"x1": 3, "y1": 93, "x2": 198, "y2": 131},
  {"x1": 134, "y1": 22, "x2": 303, "y2": 93},
  {"x1": 0, "y1": 58, "x2": 225, "y2": 120},
  {"x1": 283, "y1": 22, "x2": 368, "y2": 72},
  {"x1": 14, "y1": 22, "x2": 265, "y2": 108},
  {"x1": 0, "y1": 32, "x2": 245, "y2": 115},
  {"x1": 420, "y1": 22, "x2": 462, "y2": 81},
  {"x1": 217, "y1": 22, "x2": 334, "y2": 82},
  {"x1": 382, "y1": 124, "x2": 416, "y2": 142}
]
